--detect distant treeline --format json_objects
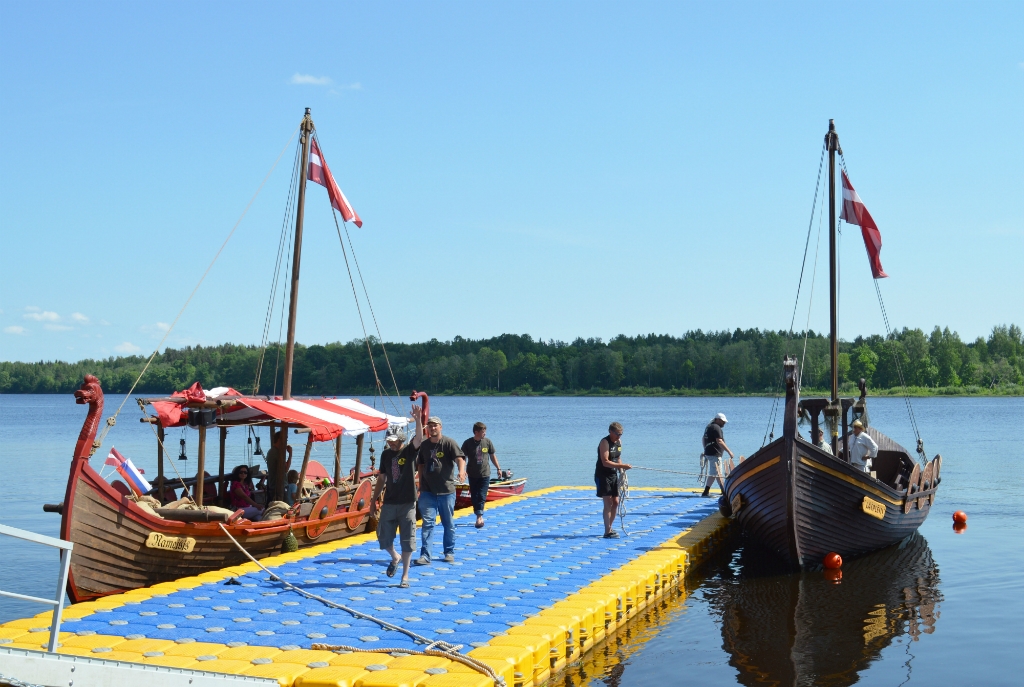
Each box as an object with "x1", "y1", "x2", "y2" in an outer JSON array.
[{"x1": 2, "y1": 325, "x2": 1022, "y2": 396}]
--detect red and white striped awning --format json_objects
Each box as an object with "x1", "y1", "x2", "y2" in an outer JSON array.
[{"x1": 227, "y1": 398, "x2": 408, "y2": 441}]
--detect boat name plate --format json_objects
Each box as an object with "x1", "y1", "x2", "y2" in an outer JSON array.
[
  {"x1": 861, "y1": 496, "x2": 886, "y2": 520},
  {"x1": 145, "y1": 532, "x2": 197, "y2": 553}
]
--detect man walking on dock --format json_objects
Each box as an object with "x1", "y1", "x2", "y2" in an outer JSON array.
[
  {"x1": 702, "y1": 413, "x2": 735, "y2": 498},
  {"x1": 596, "y1": 422, "x2": 632, "y2": 538},
  {"x1": 415, "y1": 416, "x2": 466, "y2": 564},
  {"x1": 462, "y1": 422, "x2": 501, "y2": 529},
  {"x1": 371, "y1": 410, "x2": 420, "y2": 587}
]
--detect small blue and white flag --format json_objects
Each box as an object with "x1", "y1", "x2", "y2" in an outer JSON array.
[{"x1": 105, "y1": 447, "x2": 152, "y2": 496}]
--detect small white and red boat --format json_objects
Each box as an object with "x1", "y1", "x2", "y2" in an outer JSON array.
[{"x1": 455, "y1": 475, "x2": 528, "y2": 509}]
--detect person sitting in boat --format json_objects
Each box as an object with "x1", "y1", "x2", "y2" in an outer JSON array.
[
  {"x1": 701, "y1": 413, "x2": 735, "y2": 498},
  {"x1": 372, "y1": 419, "x2": 420, "y2": 587},
  {"x1": 848, "y1": 420, "x2": 878, "y2": 473},
  {"x1": 265, "y1": 430, "x2": 293, "y2": 498},
  {"x1": 229, "y1": 465, "x2": 263, "y2": 520},
  {"x1": 814, "y1": 428, "x2": 834, "y2": 455},
  {"x1": 596, "y1": 422, "x2": 632, "y2": 539},
  {"x1": 462, "y1": 421, "x2": 501, "y2": 529},
  {"x1": 284, "y1": 469, "x2": 299, "y2": 506}
]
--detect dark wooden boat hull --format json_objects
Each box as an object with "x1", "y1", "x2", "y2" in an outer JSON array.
[
  {"x1": 61, "y1": 459, "x2": 374, "y2": 603},
  {"x1": 454, "y1": 478, "x2": 527, "y2": 509},
  {"x1": 725, "y1": 437, "x2": 933, "y2": 569}
]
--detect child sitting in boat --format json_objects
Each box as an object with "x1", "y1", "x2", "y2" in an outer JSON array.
[
  {"x1": 284, "y1": 469, "x2": 299, "y2": 506},
  {"x1": 229, "y1": 465, "x2": 263, "y2": 520}
]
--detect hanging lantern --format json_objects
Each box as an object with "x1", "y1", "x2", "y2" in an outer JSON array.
[{"x1": 178, "y1": 437, "x2": 188, "y2": 461}]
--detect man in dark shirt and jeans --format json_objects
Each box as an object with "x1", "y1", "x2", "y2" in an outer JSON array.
[
  {"x1": 415, "y1": 415, "x2": 466, "y2": 565},
  {"x1": 702, "y1": 413, "x2": 735, "y2": 498},
  {"x1": 371, "y1": 408, "x2": 422, "y2": 586},
  {"x1": 462, "y1": 422, "x2": 501, "y2": 529}
]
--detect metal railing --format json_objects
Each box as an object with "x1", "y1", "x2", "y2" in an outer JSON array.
[{"x1": 0, "y1": 523, "x2": 73, "y2": 653}]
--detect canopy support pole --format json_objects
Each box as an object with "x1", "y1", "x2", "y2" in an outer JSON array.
[
  {"x1": 334, "y1": 435, "x2": 342, "y2": 487},
  {"x1": 296, "y1": 434, "x2": 314, "y2": 500},
  {"x1": 275, "y1": 423, "x2": 288, "y2": 502},
  {"x1": 218, "y1": 426, "x2": 227, "y2": 506},
  {"x1": 196, "y1": 424, "x2": 207, "y2": 508},
  {"x1": 354, "y1": 434, "x2": 364, "y2": 482},
  {"x1": 156, "y1": 424, "x2": 165, "y2": 503}
]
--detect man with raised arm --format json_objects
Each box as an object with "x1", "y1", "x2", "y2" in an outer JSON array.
[
  {"x1": 371, "y1": 407, "x2": 421, "y2": 587},
  {"x1": 414, "y1": 415, "x2": 466, "y2": 565},
  {"x1": 595, "y1": 422, "x2": 632, "y2": 539}
]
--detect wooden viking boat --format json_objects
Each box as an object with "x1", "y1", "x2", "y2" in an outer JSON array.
[
  {"x1": 717, "y1": 532, "x2": 941, "y2": 687},
  {"x1": 719, "y1": 120, "x2": 942, "y2": 569},
  {"x1": 45, "y1": 109, "x2": 414, "y2": 602}
]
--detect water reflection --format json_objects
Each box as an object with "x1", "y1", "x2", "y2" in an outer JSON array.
[{"x1": 708, "y1": 532, "x2": 942, "y2": 687}]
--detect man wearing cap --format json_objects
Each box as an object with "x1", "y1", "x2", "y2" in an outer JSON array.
[
  {"x1": 415, "y1": 415, "x2": 466, "y2": 565},
  {"x1": 702, "y1": 413, "x2": 735, "y2": 498},
  {"x1": 847, "y1": 420, "x2": 878, "y2": 473},
  {"x1": 462, "y1": 422, "x2": 501, "y2": 529},
  {"x1": 596, "y1": 422, "x2": 633, "y2": 539},
  {"x1": 371, "y1": 406, "x2": 422, "y2": 587},
  {"x1": 814, "y1": 427, "x2": 834, "y2": 455}
]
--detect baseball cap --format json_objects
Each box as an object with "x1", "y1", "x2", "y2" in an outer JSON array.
[
  {"x1": 427, "y1": 416, "x2": 442, "y2": 425},
  {"x1": 715, "y1": 413, "x2": 728, "y2": 424}
]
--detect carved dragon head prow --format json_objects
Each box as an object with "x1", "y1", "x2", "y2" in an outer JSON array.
[{"x1": 73, "y1": 374, "x2": 105, "y2": 462}]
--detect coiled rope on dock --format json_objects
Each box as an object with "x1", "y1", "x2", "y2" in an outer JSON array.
[{"x1": 216, "y1": 523, "x2": 505, "y2": 686}]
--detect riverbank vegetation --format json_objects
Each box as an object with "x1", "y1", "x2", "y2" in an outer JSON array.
[{"x1": 2, "y1": 325, "x2": 1021, "y2": 396}]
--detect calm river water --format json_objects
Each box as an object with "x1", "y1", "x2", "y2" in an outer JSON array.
[{"x1": 1, "y1": 394, "x2": 1021, "y2": 685}]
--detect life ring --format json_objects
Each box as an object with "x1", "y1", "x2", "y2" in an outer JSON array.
[
  {"x1": 347, "y1": 479, "x2": 374, "y2": 531},
  {"x1": 305, "y1": 488, "x2": 340, "y2": 540}
]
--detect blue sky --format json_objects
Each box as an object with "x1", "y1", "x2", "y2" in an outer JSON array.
[{"x1": 1, "y1": 2, "x2": 1021, "y2": 363}]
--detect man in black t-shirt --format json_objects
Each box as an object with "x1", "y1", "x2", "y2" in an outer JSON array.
[
  {"x1": 371, "y1": 416, "x2": 420, "y2": 586},
  {"x1": 415, "y1": 415, "x2": 466, "y2": 565},
  {"x1": 462, "y1": 422, "x2": 501, "y2": 529},
  {"x1": 702, "y1": 413, "x2": 735, "y2": 498}
]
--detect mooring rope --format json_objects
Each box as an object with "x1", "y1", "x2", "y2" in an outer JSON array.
[{"x1": 215, "y1": 523, "x2": 504, "y2": 686}]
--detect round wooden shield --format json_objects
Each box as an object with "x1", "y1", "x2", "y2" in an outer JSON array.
[
  {"x1": 347, "y1": 479, "x2": 374, "y2": 531},
  {"x1": 933, "y1": 454, "x2": 942, "y2": 484},
  {"x1": 904, "y1": 463, "x2": 920, "y2": 515},
  {"x1": 919, "y1": 461, "x2": 934, "y2": 510},
  {"x1": 305, "y1": 488, "x2": 339, "y2": 540}
]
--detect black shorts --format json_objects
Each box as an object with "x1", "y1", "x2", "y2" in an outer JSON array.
[{"x1": 595, "y1": 473, "x2": 619, "y2": 498}]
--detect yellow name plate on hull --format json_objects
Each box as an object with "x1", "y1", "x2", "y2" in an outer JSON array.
[
  {"x1": 146, "y1": 532, "x2": 196, "y2": 553},
  {"x1": 861, "y1": 496, "x2": 886, "y2": 520}
]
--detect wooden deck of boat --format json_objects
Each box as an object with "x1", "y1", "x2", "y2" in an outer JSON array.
[{"x1": 1, "y1": 487, "x2": 732, "y2": 687}]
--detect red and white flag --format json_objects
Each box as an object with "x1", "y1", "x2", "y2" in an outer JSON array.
[
  {"x1": 840, "y1": 170, "x2": 887, "y2": 279},
  {"x1": 308, "y1": 138, "x2": 363, "y2": 227}
]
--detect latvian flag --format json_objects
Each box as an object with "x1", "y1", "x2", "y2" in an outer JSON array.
[
  {"x1": 840, "y1": 170, "x2": 888, "y2": 279},
  {"x1": 105, "y1": 447, "x2": 152, "y2": 496},
  {"x1": 308, "y1": 138, "x2": 363, "y2": 227}
]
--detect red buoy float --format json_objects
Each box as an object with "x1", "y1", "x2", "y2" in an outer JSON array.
[
  {"x1": 953, "y1": 510, "x2": 967, "y2": 524},
  {"x1": 823, "y1": 552, "x2": 843, "y2": 569},
  {"x1": 824, "y1": 568, "x2": 843, "y2": 583}
]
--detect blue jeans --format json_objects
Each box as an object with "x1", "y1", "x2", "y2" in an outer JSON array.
[
  {"x1": 469, "y1": 477, "x2": 490, "y2": 516},
  {"x1": 418, "y1": 491, "x2": 456, "y2": 560}
]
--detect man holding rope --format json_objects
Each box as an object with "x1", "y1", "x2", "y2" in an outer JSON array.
[
  {"x1": 702, "y1": 413, "x2": 735, "y2": 498},
  {"x1": 596, "y1": 422, "x2": 632, "y2": 538}
]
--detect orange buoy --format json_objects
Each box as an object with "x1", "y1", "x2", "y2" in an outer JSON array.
[
  {"x1": 824, "y1": 568, "x2": 843, "y2": 583},
  {"x1": 953, "y1": 522, "x2": 967, "y2": 534},
  {"x1": 953, "y1": 510, "x2": 968, "y2": 524},
  {"x1": 823, "y1": 552, "x2": 843, "y2": 569}
]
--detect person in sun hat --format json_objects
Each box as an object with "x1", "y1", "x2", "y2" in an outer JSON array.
[
  {"x1": 701, "y1": 413, "x2": 735, "y2": 498},
  {"x1": 371, "y1": 410, "x2": 420, "y2": 587},
  {"x1": 847, "y1": 419, "x2": 878, "y2": 473},
  {"x1": 414, "y1": 415, "x2": 466, "y2": 565}
]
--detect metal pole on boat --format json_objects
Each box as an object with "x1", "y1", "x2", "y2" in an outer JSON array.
[
  {"x1": 826, "y1": 119, "x2": 841, "y2": 455},
  {"x1": 282, "y1": 108, "x2": 315, "y2": 400}
]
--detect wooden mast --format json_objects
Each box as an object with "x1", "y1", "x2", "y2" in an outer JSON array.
[
  {"x1": 825, "y1": 119, "x2": 842, "y2": 455},
  {"x1": 282, "y1": 108, "x2": 315, "y2": 400}
]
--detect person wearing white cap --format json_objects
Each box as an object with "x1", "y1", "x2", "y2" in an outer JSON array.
[
  {"x1": 847, "y1": 420, "x2": 878, "y2": 473},
  {"x1": 701, "y1": 413, "x2": 735, "y2": 498}
]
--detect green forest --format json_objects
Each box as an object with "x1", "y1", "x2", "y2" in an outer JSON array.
[{"x1": 1, "y1": 325, "x2": 1022, "y2": 396}]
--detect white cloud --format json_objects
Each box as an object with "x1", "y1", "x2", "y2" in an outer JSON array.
[
  {"x1": 115, "y1": 342, "x2": 141, "y2": 354},
  {"x1": 100, "y1": 319, "x2": 111, "y2": 326},
  {"x1": 141, "y1": 322, "x2": 171, "y2": 338},
  {"x1": 290, "y1": 73, "x2": 332, "y2": 86},
  {"x1": 71, "y1": 312, "x2": 90, "y2": 324},
  {"x1": 24, "y1": 306, "x2": 40, "y2": 312},
  {"x1": 44, "y1": 324, "x2": 74, "y2": 332},
  {"x1": 24, "y1": 310, "x2": 60, "y2": 322},
  {"x1": 4, "y1": 325, "x2": 27, "y2": 335}
]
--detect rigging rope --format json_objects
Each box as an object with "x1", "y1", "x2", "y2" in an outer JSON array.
[
  {"x1": 216, "y1": 523, "x2": 504, "y2": 686},
  {"x1": 94, "y1": 125, "x2": 300, "y2": 452}
]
